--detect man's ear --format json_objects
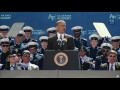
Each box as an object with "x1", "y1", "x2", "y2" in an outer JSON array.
[{"x1": 56, "y1": 26, "x2": 58, "y2": 29}]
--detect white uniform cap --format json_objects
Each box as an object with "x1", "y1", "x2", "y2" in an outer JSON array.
[
  {"x1": 39, "y1": 36, "x2": 48, "y2": 42},
  {"x1": 22, "y1": 50, "x2": 30, "y2": 55},
  {"x1": 17, "y1": 30, "x2": 25, "y2": 36},
  {"x1": 110, "y1": 36, "x2": 120, "y2": 42},
  {"x1": 71, "y1": 26, "x2": 83, "y2": 31},
  {"x1": 0, "y1": 38, "x2": 9, "y2": 44},
  {"x1": 27, "y1": 41, "x2": 39, "y2": 47},
  {"x1": 89, "y1": 34, "x2": 100, "y2": 40},
  {"x1": 22, "y1": 26, "x2": 33, "y2": 32},
  {"x1": 101, "y1": 43, "x2": 113, "y2": 50},
  {"x1": 0, "y1": 25, "x2": 10, "y2": 31}
]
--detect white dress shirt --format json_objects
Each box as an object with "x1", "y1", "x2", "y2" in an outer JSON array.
[
  {"x1": 57, "y1": 32, "x2": 64, "y2": 40},
  {"x1": 22, "y1": 62, "x2": 30, "y2": 69},
  {"x1": 10, "y1": 64, "x2": 16, "y2": 70},
  {"x1": 109, "y1": 62, "x2": 115, "y2": 71}
]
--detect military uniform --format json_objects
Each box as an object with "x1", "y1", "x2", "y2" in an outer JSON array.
[
  {"x1": 0, "y1": 38, "x2": 10, "y2": 66},
  {"x1": 0, "y1": 25, "x2": 10, "y2": 37},
  {"x1": 28, "y1": 41, "x2": 44, "y2": 70},
  {"x1": 0, "y1": 25, "x2": 15, "y2": 52},
  {"x1": 21, "y1": 26, "x2": 34, "y2": 51},
  {"x1": 87, "y1": 34, "x2": 102, "y2": 61},
  {"x1": 71, "y1": 26, "x2": 87, "y2": 49},
  {"x1": 14, "y1": 30, "x2": 26, "y2": 52},
  {"x1": 22, "y1": 26, "x2": 34, "y2": 44},
  {"x1": 0, "y1": 25, "x2": 10, "y2": 52},
  {"x1": 39, "y1": 36, "x2": 48, "y2": 54}
]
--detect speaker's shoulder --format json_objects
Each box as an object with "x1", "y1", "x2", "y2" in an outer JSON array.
[{"x1": 65, "y1": 34, "x2": 74, "y2": 38}]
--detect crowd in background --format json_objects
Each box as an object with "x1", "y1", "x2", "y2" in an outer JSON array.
[{"x1": 0, "y1": 20, "x2": 120, "y2": 71}]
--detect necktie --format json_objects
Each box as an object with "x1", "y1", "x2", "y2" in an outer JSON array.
[
  {"x1": 60, "y1": 34, "x2": 62, "y2": 40},
  {"x1": 110, "y1": 64, "x2": 113, "y2": 71},
  {"x1": 10, "y1": 65, "x2": 14, "y2": 70}
]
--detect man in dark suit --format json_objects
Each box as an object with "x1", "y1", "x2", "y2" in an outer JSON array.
[
  {"x1": 47, "y1": 20, "x2": 75, "y2": 50},
  {"x1": 100, "y1": 50, "x2": 120, "y2": 70}
]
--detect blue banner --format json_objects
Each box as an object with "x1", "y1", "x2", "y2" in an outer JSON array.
[{"x1": 0, "y1": 12, "x2": 120, "y2": 45}]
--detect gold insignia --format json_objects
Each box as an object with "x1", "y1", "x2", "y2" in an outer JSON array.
[{"x1": 54, "y1": 52, "x2": 68, "y2": 66}]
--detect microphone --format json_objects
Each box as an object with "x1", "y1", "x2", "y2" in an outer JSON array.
[
  {"x1": 62, "y1": 38, "x2": 67, "y2": 45},
  {"x1": 57, "y1": 39, "x2": 62, "y2": 45},
  {"x1": 57, "y1": 39, "x2": 62, "y2": 50}
]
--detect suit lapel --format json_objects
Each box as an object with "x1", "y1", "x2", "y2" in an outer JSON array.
[
  {"x1": 54, "y1": 35, "x2": 59, "y2": 50},
  {"x1": 107, "y1": 62, "x2": 109, "y2": 70},
  {"x1": 64, "y1": 34, "x2": 68, "y2": 38},
  {"x1": 115, "y1": 62, "x2": 119, "y2": 70}
]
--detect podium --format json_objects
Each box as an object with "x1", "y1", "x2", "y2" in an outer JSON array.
[{"x1": 43, "y1": 50, "x2": 80, "y2": 70}]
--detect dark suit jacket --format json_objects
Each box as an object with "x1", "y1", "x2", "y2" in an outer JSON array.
[
  {"x1": 47, "y1": 34, "x2": 75, "y2": 50},
  {"x1": 100, "y1": 62, "x2": 120, "y2": 70}
]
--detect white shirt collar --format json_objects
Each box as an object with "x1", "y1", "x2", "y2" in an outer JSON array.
[
  {"x1": 57, "y1": 32, "x2": 64, "y2": 40},
  {"x1": 10, "y1": 63, "x2": 15, "y2": 67}
]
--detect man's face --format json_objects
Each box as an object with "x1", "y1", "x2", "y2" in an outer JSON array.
[
  {"x1": 15, "y1": 55, "x2": 21, "y2": 62},
  {"x1": 102, "y1": 48, "x2": 110, "y2": 56},
  {"x1": 25, "y1": 32, "x2": 31, "y2": 39},
  {"x1": 0, "y1": 31, "x2": 8, "y2": 38},
  {"x1": 22, "y1": 53, "x2": 30, "y2": 63},
  {"x1": 107, "y1": 53, "x2": 117, "y2": 63},
  {"x1": 1, "y1": 44, "x2": 9, "y2": 51},
  {"x1": 16, "y1": 36, "x2": 23, "y2": 44},
  {"x1": 9, "y1": 56, "x2": 16, "y2": 63},
  {"x1": 29, "y1": 47, "x2": 37, "y2": 54},
  {"x1": 56, "y1": 22, "x2": 66, "y2": 34},
  {"x1": 79, "y1": 50, "x2": 86, "y2": 57},
  {"x1": 74, "y1": 32, "x2": 81, "y2": 38},
  {"x1": 112, "y1": 41, "x2": 119, "y2": 48},
  {"x1": 41, "y1": 42, "x2": 48, "y2": 49},
  {"x1": 90, "y1": 40, "x2": 98, "y2": 47}
]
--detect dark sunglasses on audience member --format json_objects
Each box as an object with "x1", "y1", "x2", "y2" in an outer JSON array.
[
  {"x1": 109, "y1": 55, "x2": 116, "y2": 57},
  {"x1": 2, "y1": 45, "x2": 9, "y2": 47},
  {"x1": 24, "y1": 55, "x2": 30, "y2": 57}
]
